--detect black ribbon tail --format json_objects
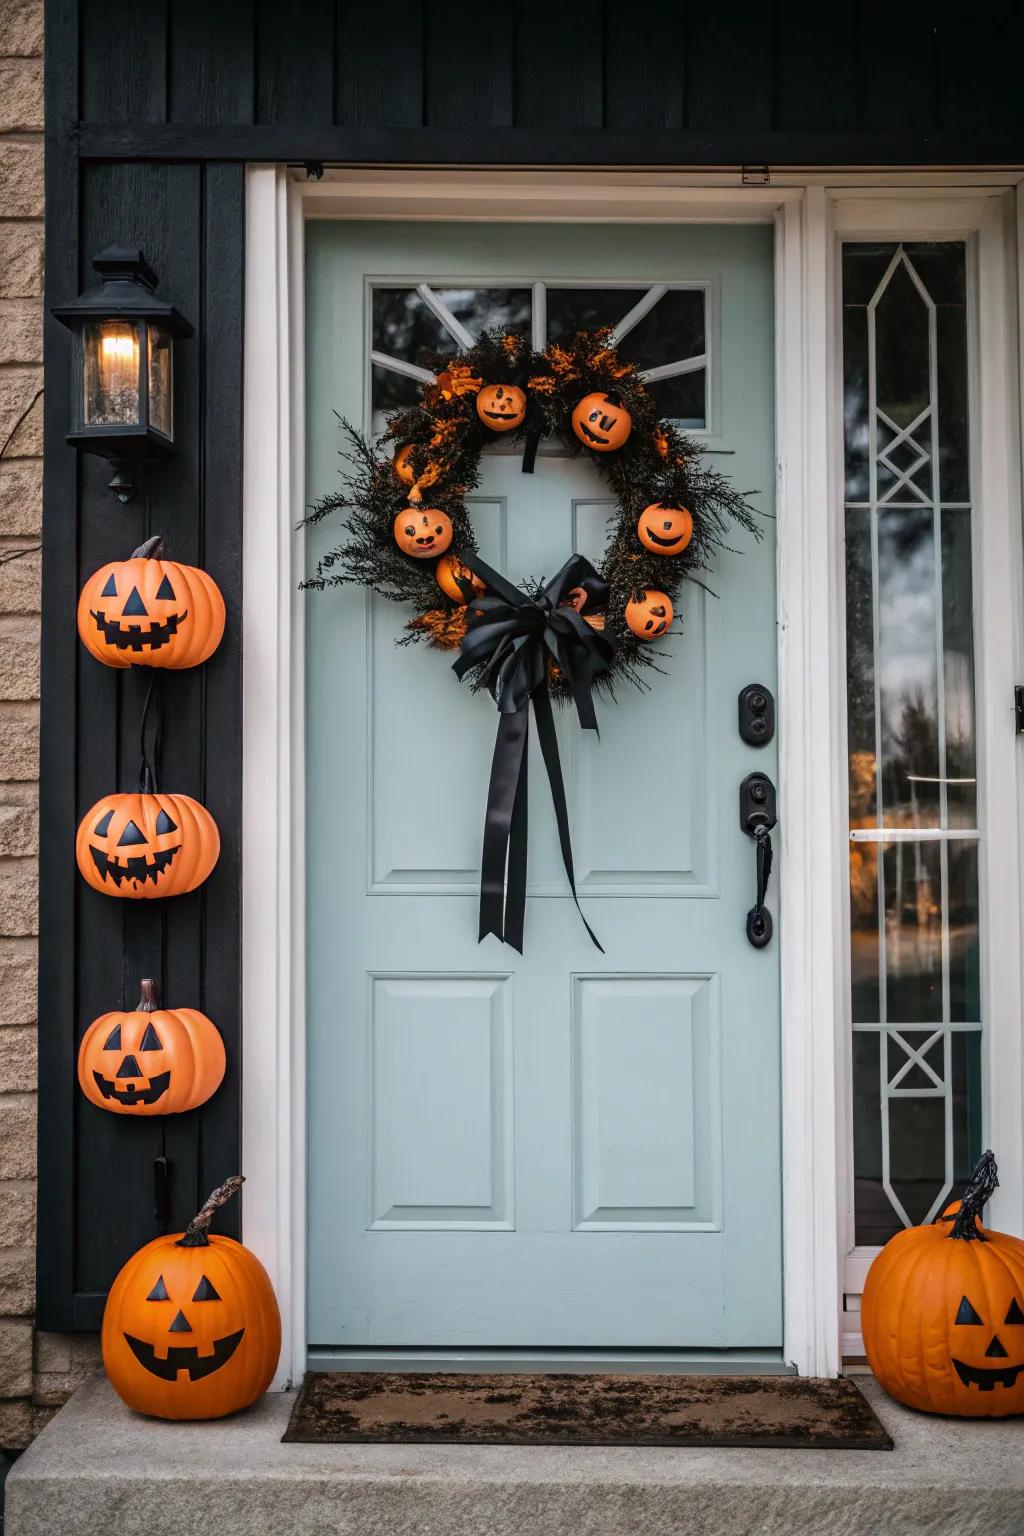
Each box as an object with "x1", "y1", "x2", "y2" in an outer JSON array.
[
  {"x1": 521, "y1": 425, "x2": 541, "y2": 475},
  {"x1": 532, "y1": 685, "x2": 604, "y2": 953},
  {"x1": 479, "y1": 709, "x2": 530, "y2": 951}
]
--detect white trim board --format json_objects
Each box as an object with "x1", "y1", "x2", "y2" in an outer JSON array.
[{"x1": 242, "y1": 168, "x2": 1021, "y2": 1388}]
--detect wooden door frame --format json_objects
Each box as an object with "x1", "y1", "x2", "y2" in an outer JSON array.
[{"x1": 241, "y1": 166, "x2": 1024, "y2": 1388}]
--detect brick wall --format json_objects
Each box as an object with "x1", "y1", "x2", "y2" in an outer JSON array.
[{"x1": 0, "y1": 0, "x2": 100, "y2": 1453}]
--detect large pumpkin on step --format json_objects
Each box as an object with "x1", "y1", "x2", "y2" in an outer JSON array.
[
  {"x1": 862, "y1": 1151, "x2": 1024, "y2": 1416},
  {"x1": 78, "y1": 979, "x2": 226, "y2": 1116},
  {"x1": 102, "y1": 1176, "x2": 280, "y2": 1420},
  {"x1": 76, "y1": 791, "x2": 220, "y2": 899},
  {"x1": 78, "y1": 537, "x2": 225, "y2": 670}
]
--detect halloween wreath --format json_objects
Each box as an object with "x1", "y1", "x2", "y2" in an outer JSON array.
[{"x1": 304, "y1": 326, "x2": 762, "y2": 951}]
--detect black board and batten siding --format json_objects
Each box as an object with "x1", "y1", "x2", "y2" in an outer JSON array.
[{"x1": 39, "y1": 0, "x2": 1024, "y2": 1329}]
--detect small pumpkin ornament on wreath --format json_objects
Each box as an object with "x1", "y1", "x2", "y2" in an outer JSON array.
[
  {"x1": 102, "y1": 1175, "x2": 280, "y2": 1420},
  {"x1": 476, "y1": 382, "x2": 526, "y2": 433},
  {"x1": 76, "y1": 790, "x2": 220, "y2": 899},
  {"x1": 862, "y1": 1151, "x2": 1024, "y2": 1416},
  {"x1": 625, "y1": 590, "x2": 674, "y2": 639},
  {"x1": 392, "y1": 507, "x2": 454, "y2": 559},
  {"x1": 638, "y1": 504, "x2": 694, "y2": 556},
  {"x1": 571, "y1": 390, "x2": 632, "y2": 452},
  {"x1": 78, "y1": 978, "x2": 226, "y2": 1116},
  {"x1": 77, "y1": 536, "x2": 225, "y2": 670}
]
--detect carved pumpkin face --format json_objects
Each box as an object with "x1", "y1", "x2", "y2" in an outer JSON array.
[
  {"x1": 393, "y1": 444, "x2": 416, "y2": 486},
  {"x1": 76, "y1": 792, "x2": 220, "y2": 900},
  {"x1": 78, "y1": 979, "x2": 225, "y2": 1117},
  {"x1": 638, "y1": 504, "x2": 694, "y2": 556},
  {"x1": 476, "y1": 384, "x2": 526, "y2": 433},
  {"x1": 571, "y1": 392, "x2": 632, "y2": 452},
  {"x1": 77, "y1": 539, "x2": 226, "y2": 671},
  {"x1": 393, "y1": 508, "x2": 453, "y2": 559},
  {"x1": 625, "y1": 590, "x2": 673, "y2": 639},
  {"x1": 102, "y1": 1179, "x2": 280, "y2": 1421},
  {"x1": 435, "y1": 554, "x2": 485, "y2": 603},
  {"x1": 862, "y1": 1156, "x2": 1024, "y2": 1416}
]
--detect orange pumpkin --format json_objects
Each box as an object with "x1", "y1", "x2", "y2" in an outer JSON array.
[
  {"x1": 571, "y1": 391, "x2": 632, "y2": 452},
  {"x1": 76, "y1": 792, "x2": 220, "y2": 900},
  {"x1": 78, "y1": 978, "x2": 225, "y2": 1117},
  {"x1": 393, "y1": 443, "x2": 416, "y2": 486},
  {"x1": 638, "y1": 504, "x2": 693, "y2": 556},
  {"x1": 393, "y1": 508, "x2": 453, "y2": 559},
  {"x1": 77, "y1": 537, "x2": 225, "y2": 670},
  {"x1": 625, "y1": 590, "x2": 673, "y2": 639},
  {"x1": 862, "y1": 1152, "x2": 1024, "y2": 1416},
  {"x1": 435, "y1": 554, "x2": 485, "y2": 603},
  {"x1": 475, "y1": 383, "x2": 526, "y2": 433},
  {"x1": 102, "y1": 1176, "x2": 280, "y2": 1420}
]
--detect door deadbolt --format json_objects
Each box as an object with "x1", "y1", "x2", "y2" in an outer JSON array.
[{"x1": 738, "y1": 683, "x2": 775, "y2": 747}]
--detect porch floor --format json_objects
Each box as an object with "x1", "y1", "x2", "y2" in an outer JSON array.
[{"x1": 7, "y1": 1374, "x2": 1024, "y2": 1535}]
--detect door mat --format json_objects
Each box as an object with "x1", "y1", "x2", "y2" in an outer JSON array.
[{"x1": 283, "y1": 1371, "x2": 893, "y2": 1450}]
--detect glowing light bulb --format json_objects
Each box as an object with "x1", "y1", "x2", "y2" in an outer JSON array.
[{"x1": 101, "y1": 333, "x2": 138, "y2": 361}]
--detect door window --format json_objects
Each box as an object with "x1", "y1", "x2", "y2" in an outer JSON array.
[
  {"x1": 841, "y1": 241, "x2": 982, "y2": 1247},
  {"x1": 369, "y1": 281, "x2": 709, "y2": 433}
]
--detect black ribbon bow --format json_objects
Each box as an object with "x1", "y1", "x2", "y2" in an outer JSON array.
[{"x1": 453, "y1": 553, "x2": 616, "y2": 952}]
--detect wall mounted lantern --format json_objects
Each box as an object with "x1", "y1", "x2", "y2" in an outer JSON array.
[{"x1": 52, "y1": 247, "x2": 193, "y2": 503}]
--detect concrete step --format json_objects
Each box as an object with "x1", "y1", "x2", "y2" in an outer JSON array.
[{"x1": 7, "y1": 1374, "x2": 1024, "y2": 1535}]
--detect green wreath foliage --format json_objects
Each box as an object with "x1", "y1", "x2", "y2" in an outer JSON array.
[{"x1": 303, "y1": 325, "x2": 762, "y2": 699}]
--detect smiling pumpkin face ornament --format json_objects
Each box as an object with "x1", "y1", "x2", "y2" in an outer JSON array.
[
  {"x1": 102, "y1": 1176, "x2": 281, "y2": 1420},
  {"x1": 77, "y1": 537, "x2": 226, "y2": 671},
  {"x1": 638, "y1": 504, "x2": 694, "y2": 556},
  {"x1": 76, "y1": 791, "x2": 220, "y2": 899},
  {"x1": 475, "y1": 383, "x2": 526, "y2": 433},
  {"x1": 393, "y1": 508, "x2": 453, "y2": 559},
  {"x1": 862, "y1": 1151, "x2": 1024, "y2": 1416},
  {"x1": 625, "y1": 590, "x2": 673, "y2": 639},
  {"x1": 571, "y1": 391, "x2": 632, "y2": 453},
  {"x1": 78, "y1": 979, "x2": 226, "y2": 1117}
]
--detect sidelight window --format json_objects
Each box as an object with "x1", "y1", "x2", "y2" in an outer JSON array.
[{"x1": 841, "y1": 242, "x2": 982, "y2": 1250}]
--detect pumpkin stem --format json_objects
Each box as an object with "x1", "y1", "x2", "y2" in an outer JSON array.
[
  {"x1": 950, "y1": 1150, "x2": 999, "y2": 1242},
  {"x1": 177, "y1": 1175, "x2": 244, "y2": 1248},
  {"x1": 137, "y1": 978, "x2": 161, "y2": 1012},
  {"x1": 131, "y1": 535, "x2": 164, "y2": 560}
]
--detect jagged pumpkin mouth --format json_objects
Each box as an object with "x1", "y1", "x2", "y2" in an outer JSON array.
[
  {"x1": 90, "y1": 609, "x2": 189, "y2": 653},
  {"x1": 93, "y1": 1070, "x2": 171, "y2": 1106},
  {"x1": 124, "y1": 1328, "x2": 245, "y2": 1382},
  {"x1": 953, "y1": 1358, "x2": 1024, "y2": 1391},
  {"x1": 88, "y1": 844, "x2": 181, "y2": 888}
]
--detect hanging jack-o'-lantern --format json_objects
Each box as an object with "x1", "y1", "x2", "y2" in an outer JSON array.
[
  {"x1": 78, "y1": 978, "x2": 225, "y2": 1117},
  {"x1": 77, "y1": 537, "x2": 226, "y2": 670},
  {"x1": 625, "y1": 590, "x2": 673, "y2": 639},
  {"x1": 571, "y1": 391, "x2": 632, "y2": 452},
  {"x1": 76, "y1": 791, "x2": 220, "y2": 899},
  {"x1": 435, "y1": 554, "x2": 485, "y2": 603},
  {"x1": 863, "y1": 1151, "x2": 1024, "y2": 1417},
  {"x1": 102, "y1": 1176, "x2": 280, "y2": 1420},
  {"x1": 393, "y1": 508, "x2": 453, "y2": 559},
  {"x1": 475, "y1": 383, "x2": 526, "y2": 433},
  {"x1": 393, "y1": 443, "x2": 416, "y2": 486},
  {"x1": 637, "y1": 504, "x2": 694, "y2": 556}
]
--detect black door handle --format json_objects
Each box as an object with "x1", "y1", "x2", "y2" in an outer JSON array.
[{"x1": 739, "y1": 773, "x2": 776, "y2": 949}]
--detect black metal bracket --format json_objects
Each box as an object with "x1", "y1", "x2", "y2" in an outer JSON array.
[{"x1": 1016, "y1": 685, "x2": 1024, "y2": 734}]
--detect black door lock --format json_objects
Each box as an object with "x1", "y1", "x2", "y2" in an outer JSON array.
[
  {"x1": 738, "y1": 683, "x2": 775, "y2": 747},
  {"x1": 740, "y1": 773, "x2": 776, "y2": 948}
]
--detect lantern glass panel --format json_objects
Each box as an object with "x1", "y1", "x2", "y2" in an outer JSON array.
[
  {"x1": 147, "y1": 323, "x2": 173, "y2": 439},
  {"x1": 83, "y1": 320, "x2": 142, "y2": 427}
]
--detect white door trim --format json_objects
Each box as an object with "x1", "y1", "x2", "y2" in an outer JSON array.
[{"x1": 242, "y1": 167, "x2": 1020, "y2": 1388}]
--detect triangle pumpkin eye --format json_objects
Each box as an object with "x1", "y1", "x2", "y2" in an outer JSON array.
[
  {"x1": 192, "y1": 1275, "x2": 220, "y2": 1302},
  {"x1": 955, "y1": 1295, "x2": 984, "y2": 1325},
  {"x1": 1006, "y1": 1298, "x2": 1024, "y2": 1325},
  {"x1": 155, "y1": 574, "x2": 176, "y2": 600},
  {"x1": 101, "y1": 573, "x2": 117, "y2": 597},
  {"x1": 146, "y1": 1275, "x2": 169, "y2": 1301},
  {"x1": 103, "y1": 1023, "x2": 122, "y2": 1051},
  {"x1": 93, "y1": 809, "x2": 114, "y2": 837},
  {"x1": 155, "y1": 809, "x2": 177, "y2": 835},
  {"x1": 139, "y1": 1023, "x2": 162, "y2": 1052}
]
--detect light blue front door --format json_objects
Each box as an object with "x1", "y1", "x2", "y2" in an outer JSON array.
[{"x1": 305, "y1": 222, "x2": 780, "y2": 1353}]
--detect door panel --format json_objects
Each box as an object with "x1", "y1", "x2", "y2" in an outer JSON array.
[{"x1": 305, "y1": 221, "x2": 779, "y2": 1349}]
